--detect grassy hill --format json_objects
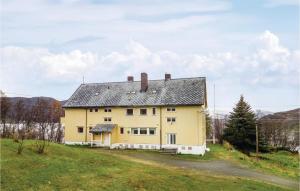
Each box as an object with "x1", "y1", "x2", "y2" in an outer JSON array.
[{"x1": 0, "y1": 139, "x2": 291, "y2": 191}]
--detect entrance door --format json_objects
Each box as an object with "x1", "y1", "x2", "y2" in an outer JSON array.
[
  {"x1": 167, "y1": 133, "x2": 176, "y2": 145},
  {"x1": 103, "y1": 133, "x2": 111, "y2": 146}
]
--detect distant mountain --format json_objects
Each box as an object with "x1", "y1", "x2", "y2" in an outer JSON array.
[
  {"x1": 6, "y1": 97, "x2": 66, "y2": 115},
  {"x1": 260, "y1": 108, "x2": 299, "y2": 121}
]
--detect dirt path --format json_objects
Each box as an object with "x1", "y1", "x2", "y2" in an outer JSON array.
[{"x1": 99, "y1": 150, "x2": 299, "y2": 190}]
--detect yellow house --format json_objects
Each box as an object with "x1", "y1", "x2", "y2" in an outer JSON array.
[{"x1": 61, "y1": 73, "x2": 207, "y2": 155}]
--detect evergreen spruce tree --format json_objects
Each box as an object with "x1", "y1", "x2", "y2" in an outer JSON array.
[{"x1": 223, "y1": 95, "x2": 256, "y2": 155}]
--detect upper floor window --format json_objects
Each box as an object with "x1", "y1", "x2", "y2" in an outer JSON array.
[
  {"x1": 126, "y1": 108, "x2": 133, "y2": 116},
  {"x1": 120, "y1": 127, "x2": 124, "y2": 134},
  {"x1": 167, "y1": 117, "x2": 176, "y2": 123},
  {"x1": 152, "y1": 108, "x2": 156, "y2": 115},
  {"x1": 77, "y1": 127, "x2": 84, "y2": 133},
  {"x1": 140, "y1": 108, "x2": 147, "y2": 115},
  {"x1": 95, "y1": 108, "x2": 98, "y2": 112},
  {"x1": 89, "y1": 109, "x2": 93, "y2": 112},
  {"x1": 105, "y1": 108, "x2": 111, "y2": 112},
  {"x1": 167, "y1": 107, "x2": 176, "y2": 112},
  {"x1": 104, "y1": 117, "x2": 112, "y2": 122}
]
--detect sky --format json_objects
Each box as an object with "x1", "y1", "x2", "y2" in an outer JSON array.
[{"x1": 0, "y1": 0, "x2": 299, "y2": 113}]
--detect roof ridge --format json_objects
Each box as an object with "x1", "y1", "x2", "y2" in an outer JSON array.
[{"x1": 82, "y1": 77, "x2": 205, "y2": 85}]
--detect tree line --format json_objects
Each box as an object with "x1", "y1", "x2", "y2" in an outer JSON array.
[
  {"x1": 0, "y1": 95, "x2": 64, "y2": 154},
  {"x1": 207, "y1": 95, "x2": 299, "y2": 155}
]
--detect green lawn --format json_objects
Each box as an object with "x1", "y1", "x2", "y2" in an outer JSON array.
[
  {"x1": 0, "y1": 139, "x2": 291, "y2": 191},
  {"x1": 165, "y1": 144, "x2": 299, "y2": 180}
]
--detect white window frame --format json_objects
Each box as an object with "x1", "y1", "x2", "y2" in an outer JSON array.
[
  {"x1": 167, "y1": 117, "x2": 176, "y2": 123},
  {"x1": 167, "y1": 107, "x2": 176, "y2": 112},
  {"x1": 167, "y1": 133, "x2": 176, "y2": 144},
  {"x1": 104, "y1": 108, "x2": 112, "y2": 112},
  {"x1": 104, "y1": 117, "x2": 112, "y2": 122},
  {"x1": 140, "y1": 108, "x2": 147, "y2": 116},
  {"x1": 126, "y1": 108, "x2": 134, "y2": 116},
  {"x1": 149, "y1": 128, "x2": 156, "y2": 135}
]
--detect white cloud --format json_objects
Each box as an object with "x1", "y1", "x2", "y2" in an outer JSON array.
[
  {"x1": 0, "y1": 31, "x2": 299, "y2": 98},
  {"x1": 264, "y1": 0, "x2": 299, "y2": 7}
]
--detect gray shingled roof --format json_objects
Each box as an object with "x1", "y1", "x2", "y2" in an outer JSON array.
[
  {"x1": 63, "y1": 77, "x2": 206, "y2": 108},
  {"x1": 89, "y1": 124, "x2": 116, "y2": 133}
]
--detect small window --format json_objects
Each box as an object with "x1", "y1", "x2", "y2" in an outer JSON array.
[
  {"x1": 105, "y1": 108, "x2": 111, "y2": 112},
  {"x1": 78, "y1": 127, "x2": 83, "y2": 133},
  {"x1": 131, "y1": 128, "x2": 138, "y2": 135},
  {"x1": 120, "y1": 127, "x2": 124, "y2": 134},
  {"x1": 89, "y1": 109, "x2": 93, "y2": 112},
  {"x1": 95, "y1": 108, "x2": 98, "y2": 112},
  {"x1": 126, "y1": 109, "x2": 133, "y2": 116},
  {"x1": 89, "y1": 127, "x2": 93, "y2": 130},
  {"x1": 104, "y1": 117, "x2": 112, "y2": 122},
  {"x1": 149, "y1": 128, "x2": 156, "y2": 135},
  {"x1": 140, "y1": 109, "x2": 147, "y2": 115},
  {"x1": 140, "y1": 128, "x2": 147, "y2": 135},
  {"x1": 152, "y1": 108, "x2": 156, "y2": 115},
  {"x1": 167, "y1": 107, "x2": 176, "y2": 112},
  {"x1": 167, "y1": 117, "x2": 176, "y2": 123}
]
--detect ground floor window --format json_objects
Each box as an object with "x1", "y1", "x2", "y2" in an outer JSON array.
[
  {"x1": 140, "y1": 128, "x2": 147, "y2": 134},
  {"x1": 130, "y1": 127, "x2": 156, "y2": 135},
  {"x1": 131, "y1": 128, "x2": 139, "y2": 135},
  {"x1": 149, "y1": 128, "x2": 156, "y2": 135},
  {"x1": 77, "y1": 127, "x2": 83, "y2": 133},
  {"x1": 167, "y1": 133, "x2": 176, "y2": 144}
]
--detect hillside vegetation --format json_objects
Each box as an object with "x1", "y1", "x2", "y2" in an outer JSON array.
[{"x1": 0, "y1": 139, "x2": 290, "y2": 191}]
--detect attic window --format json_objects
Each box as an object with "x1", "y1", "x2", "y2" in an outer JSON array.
[{"x1": 152, "y1": 90, "x2": 157, "y2": 93}]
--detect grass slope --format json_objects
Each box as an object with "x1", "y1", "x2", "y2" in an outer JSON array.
[{"x1": 0, "y1": 139, "x2": 291, "y2": 191}]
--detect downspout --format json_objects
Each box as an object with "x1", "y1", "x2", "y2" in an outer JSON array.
[
  {"x1": 159, "y1": 106, "x2": 162, "y2": 149},
  {"x1": 85, "y1": 108, "x2": 88, "y2": 142}
]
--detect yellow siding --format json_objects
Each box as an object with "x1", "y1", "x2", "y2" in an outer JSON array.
[{"x1": 62, "y1": 106, "x2": 206, "y2": 146}]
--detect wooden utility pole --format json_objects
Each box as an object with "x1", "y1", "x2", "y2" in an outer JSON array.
[
  {"x1": 256, "y1": 123, "x2": 259, "y2": 161},
  {"x1": 213, "y1": 84, "x2": 216, "y2": 144}
]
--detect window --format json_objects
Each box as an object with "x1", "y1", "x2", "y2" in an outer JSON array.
[
  {"x1": 105, "y1": 108, "x2": 111, "y2": 112},
  {"x1": 167, "y1": 117, "x2": 176, "y2": 123},
  {"x1": 95, "y1": 108, "x2": 98, "y2": 112},
  {"x1": 77, "y1": 127, "x2": 83, "y2": 133},
  {"x1": 131, "y1": 128, "x2": 138, "y2": 135},
  {"x1": 167, "y1": 107, "x2": 176, "y2": 112},
  {"x1": 89, "y1": 127, "x2": 93, "y2": 130},
  {"x1": 167, "y1": 133, "x2": 176, "y2": 144},
  {"x1": 120, "y1": 127, "x2": 124, "y2": 134},
  {"x1": 89, "y1": 109, "x2": 93, "y2": 112},
  {"x1": 149, "y1": 128, "x2": 156, "y2": 135},
  {"x1": 140, "y1": 108, "x2": 147, "y2": 115},
  {"x1": 140, "y1": 128, "x2": 147, "y2": 135},
  {"x1": 126, "y1": 108, "x2": 133, "y2": 116},
  {"x1": 152, "y1": 108, "x2": 156, "y2": 115},
  {"x1": 104, "y1": 117, "x2": 112, "y2": 122}
]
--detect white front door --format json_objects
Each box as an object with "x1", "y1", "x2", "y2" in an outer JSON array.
[
  {"x1": 103, "y1": 133, "x2": 111, "y2": 146},
  {"x1": 167, "y1": 133, "x2": 176, "y2": 145}
]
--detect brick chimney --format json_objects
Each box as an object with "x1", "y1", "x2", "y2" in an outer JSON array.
[
  {"x1": 165, "y1": 73, "x2": 171, "y2": 81},
  {"x1": 141, "y1": 73, "x2": 148, "y2": 92},
  {"x1": 127, "y1": 76, "x2": 134, "y2": 82}
]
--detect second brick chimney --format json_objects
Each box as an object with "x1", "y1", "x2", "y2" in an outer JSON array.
[
  {"x1": 127, "y1": 76, "x2": 134, "y2": 82},
  {"x1": 141, "y1": 73, "x2": 148, "y2": 92},
  {"x1": 165, "y1": 73, "x2": 171, "y2": 81}
]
